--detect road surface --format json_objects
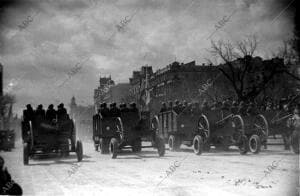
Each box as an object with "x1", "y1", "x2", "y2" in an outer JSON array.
[{"x1": 1, "y1": 139, "x2": 299, "y2": 196}]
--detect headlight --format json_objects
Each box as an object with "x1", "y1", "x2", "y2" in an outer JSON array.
[
  {"x1": 180, "y1": 124, "x2": 185, "y2": 128},
  {"x1": 106, "y1": 126, "x2": 110, "y2": 131}
]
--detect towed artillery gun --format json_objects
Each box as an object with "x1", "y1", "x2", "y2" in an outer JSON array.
[
  {"x1": 93, "y1": 109, "x2": 165, "y2": 159},
  {"x1": 21, "y1": 114, "x2": 83, "y2": 165}
]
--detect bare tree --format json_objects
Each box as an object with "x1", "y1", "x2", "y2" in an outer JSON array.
[{"x1": 208, "y1": 35, "x2": 297, "y2": 101}]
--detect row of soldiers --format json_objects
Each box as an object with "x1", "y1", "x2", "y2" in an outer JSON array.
[
  {"x1": 23, "y1": 103, "x2": 69, "y2": 124},
  {"x1": 98, "y1": 102, "x2": 139, "y2": 118},
  {"x1": 159, "y1": 97, "x2": 299, "y2": 116}
]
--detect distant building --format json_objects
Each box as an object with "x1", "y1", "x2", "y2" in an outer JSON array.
[
  {"x1": 93, "y1": 76, "x2": 115, "y2": 110},
  {"x1": 93, "y1": 75, "x2": 131, "y2": 110},
  {"x1": 129, "y1": 61, "x2": 229, "y2": 113}
]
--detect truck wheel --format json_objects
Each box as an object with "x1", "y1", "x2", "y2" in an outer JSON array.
[
  {"x1": 168, "y1": 135, "x2": 180, "y2": 151},
  {"x1": 76, "y1": 140, "x2": 83, "y2": 162},
  {"x1": 110, "y1": 138, "x2": 119, "y2": 159},
  {"x1": 249, "y1": 134, "x2": 261, "y2": 154},
  {"x1": 193, "y1": 135, "x2": 203, "y2": 155},
  {"x1": 156, "y1": 137, "x2": 165, "y2": 157},
  {"x1": 132, "y1": 138, "x2": 142, "y2": 153},
  {"x1": 100, "y1": 138, "x2": 105, "y2": 154},
  {"x1": 238, "y1": 135, "x2": 248, "y2": 155},
  {"x1": 23, "y1": 143, "x2": 29, "y2": 165},
  {"x1": 291, "y1": 131, "x2": 299, "y2": 154}
]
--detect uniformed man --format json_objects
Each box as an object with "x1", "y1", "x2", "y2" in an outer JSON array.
[
  {"x1": 23, "y1": 104, "x2": 35, "y2": 122},
  {"x1": 120, "y1": 103, "x2": 130, "y2": 113},
  {"x1": 46, "y1": 104, "x2": 56, "y2": 123},
  {"x1": 57, "y1": 103, "x2": 68, "y2": 121},
  {"x1": 110, "y1": 102, "x2": 121, "y2": 117},
  {"x1": 129, "y1": 102, "x2": 139, "y2": 113},
  {"x1": 35, "y1": 104, "x2": 46, "y2": 120},
  {"x1": 160, "y1": 102, "x2": 167, "y2": 113},
  {"x1": 100, "y1": 103, "x2": 110, "y2": 118}
]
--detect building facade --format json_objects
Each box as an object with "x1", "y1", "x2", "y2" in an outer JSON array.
[{"x1": 129, "y1": 61, "x2": 230, "y2": 113}]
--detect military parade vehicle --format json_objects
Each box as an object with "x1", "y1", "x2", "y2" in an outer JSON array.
[
  {"x1": 93, "y1": 108, "x2": 165, "y2": 159},
  {"x1": 21, "y1": 113, "x2": 83, "y2": 165},
  {"x1": 151, "y1": 105, "x2": 210, "y2": 155}
]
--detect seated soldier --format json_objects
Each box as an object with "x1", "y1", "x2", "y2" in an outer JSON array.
[
  {"x1": 129, "y1": 102, "x2": 139, "y2": 113},
  {"x1": 57, "y1": 103, "x2": 68, "y2": 122},
  {"x1": 46, "y1": 104, "x2": 57, "y2": 123},
  {"x1": 110, "y1": 102, "x2": 121, "y2": 117},
  {"x1": 120, "y1": 103, "x2": 130, "y2": 113},
  {"x1": 100, "y1": 103, "x2": 110, "y2": 118},
  {"x1": 23, "y1": 104, "x2": 35, "y2": 122},
  {"x1": 35, "y1": 104, "x2": 46, "y2": 120},
  {"x1": 160, "y1": 102, "x2": 167, "y2": 113}
]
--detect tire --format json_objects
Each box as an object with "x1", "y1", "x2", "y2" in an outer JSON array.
[
  {"x1": 99, "y1": 138, "x2": 104, "y2": 154},
  {"x1": 76, "y1": 140, "x2": 83, "y2": 162},
  {"x1": 132, "y1": 138, "x2": 142, "y2": 153},
  {"x1": 238, "y1": 135, "x2": 248, "y2": 155},
  {"x1": 110, "y1": 138, "x2": 119, "y2": 159},
  {"x1": 291, "y1": 131, "x2": 299, "y2": 154},
  {"x1": 168, "y1": 135, "x2": 181, "y2": 151},
  {"x1": 193, "y1": 135, "x2": 203, "y2": 155},
  {"x1": 156, "y1": 137, "x2": 165, "y2": 157},
  {"x1": 248, "y1": 134, "x2": 261, "y2": 154},
  {"x1": 23, "y1": 143, "x2": 29, "y2": 165}
]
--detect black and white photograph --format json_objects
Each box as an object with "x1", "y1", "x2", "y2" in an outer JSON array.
[{"x1": 0, "y1": 0, "x2": 299, "y2": 195}]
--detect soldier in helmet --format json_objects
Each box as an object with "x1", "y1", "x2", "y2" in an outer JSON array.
[
  {"x1": 57, "y1": 103, "x2": 68, "y2": 122},
  {"x1": 110, "y1": 102, "x2": 121, "y2": 117},
  {"x1": 129, "y1": 102, "x2": 139, "y2": 113},
  {"x1": 100, "y1": 103, "x2": 110, "y2": 118},
  {"x1": 120, "y1": 103, "x2": 130, "y2": 113},
  {"x1": 23, "y1": 104, "x2": 35, "y2": 123},
  {"x1": 160, "y1": 102, "x2": 167, "y2": 113},
  {"x1": 46, "y1": 104, "x2": 57, "y2": 123},
  {"x1": 35, "y1": 104, "x2": 46, "y2": 120}
]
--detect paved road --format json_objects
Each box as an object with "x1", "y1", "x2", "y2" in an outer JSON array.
[{"x1": 1, "y1": 140, "x2": 299, "y2": 196}]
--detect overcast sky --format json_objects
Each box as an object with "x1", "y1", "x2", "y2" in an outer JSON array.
[{"x1": 0, "y1": 0, "x2": 296, "y2": 115}]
